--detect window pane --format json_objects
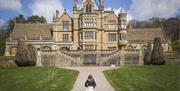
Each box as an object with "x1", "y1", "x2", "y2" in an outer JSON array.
[
  {"x1": 108, "y1": 33, "x2": 116, "y2": 42},
  {"x1": 63, "y1": 34, "x2": 69, "y2": 42},
  {"x1": 120, "y1": 33, "x2": 126, "y2": 40},
  {"x1": 84, "y1": 32, "x2": 94, "y2": 39},
  {"x1": 109, "y1": 21, "x2": 116, "y2": 30},
  {"x1": 63, "y1": 21, "x2": 68, "y2": 29},
  {"x1": 83, "y1": 18, "x2": 95, "y2": 27},
  {"x1": 86, "y1": 4, "x2": 91, "y2": 13},
  {"x1": 84, "y1": 45, "x2": 94, "y2": 50}
]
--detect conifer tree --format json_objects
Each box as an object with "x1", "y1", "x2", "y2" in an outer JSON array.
[
  {"x1": 151, "y1": 37, "x2": 165, "y2": 65},
  {"x1": 15, "y1": 39, "x2": 36, "y2": 66}
]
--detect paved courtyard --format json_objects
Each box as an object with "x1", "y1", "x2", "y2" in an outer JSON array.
[{"x1": 63, "y1": 67, "x2": 117, "y2": 91}]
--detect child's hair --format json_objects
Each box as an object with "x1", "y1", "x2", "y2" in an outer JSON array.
[{"x1": 88, "y1": 74, "x2": 93, "y2": 79}]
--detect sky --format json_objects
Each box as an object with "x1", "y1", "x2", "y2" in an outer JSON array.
[{"x1": 0, "y1": 0, "x2": 180, "y2": 26}]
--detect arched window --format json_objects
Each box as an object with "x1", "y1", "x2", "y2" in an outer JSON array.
[
  {"x1": 142, "y1": 45, "x2": 147, "y2": 51},
  {"x1": 86, "y1": 4, "x2": 92, "y2": 13},
  {"x1": 42, "y1": 46, "x2": 51, "y2": 52},
  {"x1": 127, "y1": 45, "x2": 133, "y2": 50}
]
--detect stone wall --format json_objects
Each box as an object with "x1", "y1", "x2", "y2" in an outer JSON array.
[
  {"x1": 165, "y1": 59, "x2": 180, "y2": 64},
  {"x1": 37, "y1": 49, "x2": 143, "y2": 67},
  {"x1": 0, "y1": 61, "x2": 17, "y2": 67}
]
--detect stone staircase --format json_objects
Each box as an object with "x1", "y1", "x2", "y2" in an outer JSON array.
[
  {"x1": 39, "y1": 51, "x2": 81, "y2": 67},
  {"x1": 61, "y1": 50, "x2": 121, "y2": 66},
  {"x1": 99, "y1": 50, "x2": 121, "y2": 66},
  {"x1": 56, "y1": 51, "x2": 81, "y2": 67}
]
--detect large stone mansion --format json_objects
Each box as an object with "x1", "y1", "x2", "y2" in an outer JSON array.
[{"x1": 5, "y1": 0, "x2": 170, "y2": 60}]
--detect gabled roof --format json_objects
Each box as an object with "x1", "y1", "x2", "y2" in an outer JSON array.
[
  {"x1": 11, "y1": 23, "x2": 53, "y2": 40},
  {"x1": 105, "y1": 11, "x2": 118, "y2": 20},
  {"x1": 127, "y1": 28, "x2": 169, "y2": 43},
  {"x1": 54, "y1": 9, "x2": 72, "y2": 22},
  {"x1": 79, "y1": 0, "x2": 98, "y2": 10}
]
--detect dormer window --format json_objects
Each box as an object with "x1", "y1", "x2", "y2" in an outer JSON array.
[
  {"x1": 63, "y1": 21, "x2": 69, "y2": 29},
  {"x1": 86, "y1": 4, "x2": 92, "y2": 13}
]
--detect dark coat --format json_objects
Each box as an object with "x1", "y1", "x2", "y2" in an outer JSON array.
[{"x1": 85, "y1": 79, "x2": 96, "y2": 88}]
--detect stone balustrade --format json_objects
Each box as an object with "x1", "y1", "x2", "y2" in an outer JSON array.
[{"x1": 125, "y1": 49, "x2": 139, "y2": 52}]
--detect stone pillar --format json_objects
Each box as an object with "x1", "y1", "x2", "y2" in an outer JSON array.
[
  {"x1": 5, "y1": 51, "x2": 10, "y2": 56},
  {"x1": 139, "y1": 49, "x2": 144, "y2": 65},
  {"x1": 120, "y1": 49, "x2": 125, "y2": 66},
  {"x1": 96, "y1": 52, "x2": 101, "y2": 66},
  {"x1": 4, "y1": 45, "x2": 10, "y2": 56},
  {"x1": 80, "y1": 51, "x2": 84, "y2": 65},
  {"x1": 83, "y1": 32, "x2": 85, "y2": 41},
  {"x1": 93, "y1": 32, "x2": 95, "y2": 39}
]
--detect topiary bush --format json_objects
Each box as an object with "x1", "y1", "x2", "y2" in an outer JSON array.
[
  {"x1": 15, "y1": 39, "x2": 36, "y2": 66},
  {"x1": 151, "y1": 37, "x2": 165, "y2": 65}
]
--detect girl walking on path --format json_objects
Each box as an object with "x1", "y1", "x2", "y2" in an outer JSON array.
[{"x1": 85, "y1": 75, "x2": 96, "y2": 91}]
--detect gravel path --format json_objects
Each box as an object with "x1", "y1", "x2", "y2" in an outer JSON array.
[{"x1": 63, "y1": 67, "x2": 117, "y2": 91}]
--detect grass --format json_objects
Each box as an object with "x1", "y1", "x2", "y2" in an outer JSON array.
[
  {"x1": 0, "y1": 67, "x2": 79, "y2": 91},
  {"x1": 0, "y1": 56, "x2": 15, "y2": 61},
  {"x1": 104, "y1": 65, "x2": 180, "y2": 91}
]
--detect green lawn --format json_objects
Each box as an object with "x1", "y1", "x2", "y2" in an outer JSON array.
[
  {"x1": 0, "y1": 67, "x2": 79, "y2": 91},
  {"x1": 0, "y1": 56, "x2": 15, "y2": 61},
  {"x1": 104, "y1": 65, "x2": 180, "y2": 91}
]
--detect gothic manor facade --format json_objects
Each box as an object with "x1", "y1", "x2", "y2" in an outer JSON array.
[{"x1": 5, "y1": 0, "x2": 170, "y2": 57}]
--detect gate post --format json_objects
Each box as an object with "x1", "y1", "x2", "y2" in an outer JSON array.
[
  {"x1": 96, "y1": 52, "x2": 100, "y2": 66},
  {"x1": 139, "y1": 49, "x2": 144, "y2": 65},
  {"x1": 120, "y1": 49, "x2": 125, "y2": 66},
  {"x1": 80, "y1": 51, "x2": 83, "y2": 65}
]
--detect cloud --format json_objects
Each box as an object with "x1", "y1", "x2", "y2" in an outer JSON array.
[
  {"x1": 0, "y1": 19, "x2": 4, "y2": 27},
  {"x1": 105, "y1": 7, "x2": 133, "y2": 22},
  {"x1": 0, "y1": 0, "x2": 22, "y2": 12},
  {"x1": 29, "y1": 0, "x2": 64, "y2": 23},
  {"x1": 128, "y1": 0, "x2": 180, "y2": 20}
]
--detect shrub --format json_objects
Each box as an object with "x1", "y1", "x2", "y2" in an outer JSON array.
[
  {"x1": 0, "y1": 36, "x2": 6, "y2": 56},
  {"x1": 144, "y1": 42, "x2": 152, "y2": 65},
  {"x1": 151, "y1": 37, "x2": 165, "y2": 65},
  {"x1": 15, "y1": 39, "x2": 36, "y2": 66},
  {"x1": 172, "y1": 40, "x2": 180, "y2": 55}
]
